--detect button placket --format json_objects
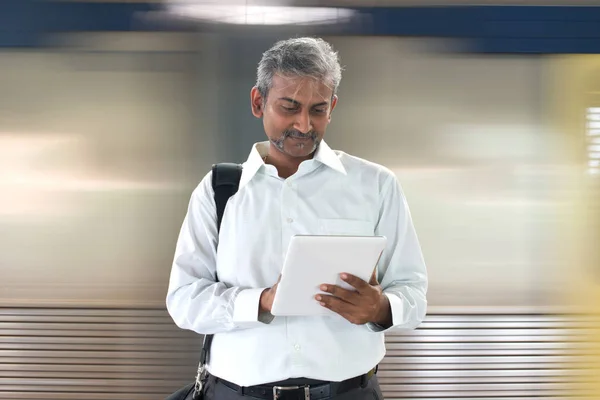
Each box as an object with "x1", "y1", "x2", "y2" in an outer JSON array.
[{"x1": 280, "y1": 179, "x2": 297, "y2": 230}]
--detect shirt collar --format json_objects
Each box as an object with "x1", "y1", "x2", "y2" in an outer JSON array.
[
  {"x1": 239, "y1": 139, "x2": 346, "y2": 188},
  {"x1": 313, "y1": 140, "x2": 346, "y2": 175}
]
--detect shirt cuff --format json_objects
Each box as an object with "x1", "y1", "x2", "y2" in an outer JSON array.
[
  {"x1": 232, "y1": 288, "x2": 274, "y2": 327},
  {"x1": 366, "y1": 292, "x2": 403, "y2": 333}
]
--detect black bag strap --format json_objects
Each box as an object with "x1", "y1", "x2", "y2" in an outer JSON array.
[
  {"x1": 199, "y1": 163, "x2": 243, "y2": 368},
  {"x1": 212, "y1": 163, "x2": 243, "y2": 233}
]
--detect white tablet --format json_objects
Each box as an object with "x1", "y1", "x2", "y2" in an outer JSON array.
[{"x1": 270, "y1": 235, "x2": 387, "y2": 317}]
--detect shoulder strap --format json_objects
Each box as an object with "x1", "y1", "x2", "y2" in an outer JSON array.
[
  {"x1": 212, "y1": 163, "x2": 243, "y2": 233},
  {"x1": 199, "y1": 163, "x2": 242, "y2": 370}
]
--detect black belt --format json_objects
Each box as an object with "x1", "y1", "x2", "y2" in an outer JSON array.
[{"x1": 212, "y1": 367, "x2": 377, "y2": 400}]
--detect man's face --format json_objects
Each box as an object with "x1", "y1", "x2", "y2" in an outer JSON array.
[{"x1": 251, "y1": 74, "x2": 338, "y2": 159}]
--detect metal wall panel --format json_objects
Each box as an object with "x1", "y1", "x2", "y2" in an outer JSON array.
[{"x1": 0, "y1": 308, "x2": 595, "y2": 399}]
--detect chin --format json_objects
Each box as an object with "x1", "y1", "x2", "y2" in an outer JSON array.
[
  {"x1": 270, "y1": 135, "x2": 321, "y2": 158},
  {"x1": 284, "y1": 142, "x2": 318, "y2": 158}
]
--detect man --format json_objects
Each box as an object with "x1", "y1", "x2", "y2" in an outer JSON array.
[{"x1": 166, "y1": 37, "x2": 427, "y2": 400}]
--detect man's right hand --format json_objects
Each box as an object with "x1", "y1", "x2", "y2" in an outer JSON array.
[{"x1": 259, "y1": 275, "x2": 281, "y2": 313}]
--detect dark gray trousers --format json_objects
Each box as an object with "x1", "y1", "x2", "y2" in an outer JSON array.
[{"x1": 204, "y1": 375, "x2": 384, "y2": 400}]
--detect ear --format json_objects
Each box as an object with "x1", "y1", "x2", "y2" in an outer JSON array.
[
  {"x1": 328, "y1": 95, "x2": 338, "y2": 122},
  {"x1": 251, "y1": 86, "x2": 264, "y2": 118}
]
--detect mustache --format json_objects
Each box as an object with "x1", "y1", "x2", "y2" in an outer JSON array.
[{"x1": 282, "y1": 129, "x2": 318, "y2": 140}]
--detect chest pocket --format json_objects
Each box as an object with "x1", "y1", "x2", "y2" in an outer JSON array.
[{"x1": 319, "y1": 218, "x2": 374, "y2": 236}]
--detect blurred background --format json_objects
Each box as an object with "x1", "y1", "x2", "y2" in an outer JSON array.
[{"x1": 1, "y1": 0, "x2": 599, "y2": 399}]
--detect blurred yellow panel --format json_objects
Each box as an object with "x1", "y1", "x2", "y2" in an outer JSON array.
[{"x1": 545, "y1": 54, "x2": 600, "y2": 398}]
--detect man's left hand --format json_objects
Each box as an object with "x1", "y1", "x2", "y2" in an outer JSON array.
[{"x1": 315, "y1": 272, "x2": 392, "y2": 327}]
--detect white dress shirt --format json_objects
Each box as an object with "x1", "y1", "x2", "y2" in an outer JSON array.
[{"x1": 166, "y1": 140, "x2": 428, "y2": 386}]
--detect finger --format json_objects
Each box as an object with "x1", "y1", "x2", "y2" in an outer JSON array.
[
  {"x1": 316, "y1": 295, "x2": 365, "y2": 325},
  {"x1": 272, "y1": 275, "x2": 282, "y2": 291},
  {"x1": 315, "y1": 294, "x2": 351, "y2": 312},
  {"x1": 340, "y1": 273, "x2": 370, "y2": 293},
  {"x1": 319, "y1": 284, "x2": 360, "y2": 304}
]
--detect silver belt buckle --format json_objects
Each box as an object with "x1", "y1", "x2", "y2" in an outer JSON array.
[{"x1": 272, "y1": 385, "x2": 310, "y2": 400}]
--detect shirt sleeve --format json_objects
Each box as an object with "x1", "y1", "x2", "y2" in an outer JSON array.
[
  {"x1": 366, "y1": 173, "x2": 428, "y2": 333},
  {"x1": 166, "y1": 172, "x2": 273, "y2": 335}
]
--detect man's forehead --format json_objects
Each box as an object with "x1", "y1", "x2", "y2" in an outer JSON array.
[{"x1": 270, "y1": 74, "x2": 332, "y2": 103}]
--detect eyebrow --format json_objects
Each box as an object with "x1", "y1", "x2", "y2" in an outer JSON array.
[{"x1": 279, "y1": 97, "x2": 329, "y2": 108}]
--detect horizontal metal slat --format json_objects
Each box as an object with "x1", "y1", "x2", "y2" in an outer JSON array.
[
  {"x1": 0, "y1": 342, "x2": 200, "y2": 352},
  {"x1": 0, "y1": 378, "x2": 189, "y2": 389},
  {"x1": 383, "y1": 398, "x2": 589, "y2": 400},
  {"x1": 0, "y1": 357, "x2": 196, "y2": 366},
  {"x1": 380, "y1": 383, "x2": 578, "y2": 392},
  {"x1": 421, "y1": 314, "x2": 599, "y2": 323},
  {"x1": 0, "y1": 385, "x2": 175, "y2": 393},
  {"x1": 378, "y1": 390, "x2": 586, "y2": 398},
  {"x1": 0, "y1": 309, "x2": 171, "y2": 318},
  {"x1": 0, "y1": 336, "x2": 199, "y2": 346},
  {"x1": 0, "y1": 315, "x2": 176, "y2": 324},
  {"x1": 377, "y1": 375, "x2": 592, "y2": 384},
  {"x1": 377, "y1": 368, "x2": 592, "y2": 378},
  {"x1": 385, "y1": 348, "x2": 582, "y2": 357},
  {"x1": 0, "y1": 392, "x2": 166, "y2": 400},
  {"x1": 0, "y1": 329, "x2": 189, "y2": 338},
  {"x1": 416, "y1": 321, "x2": 587, "y2": 329},
  {"x1": 0, "y1": 322, "x2": 180, "y2": 332},
  {"x1": 388, "y1": 328, "x2": 588, "y2": 337},
  {"x1": 385, "y1": 341, "x2": 580, "y2": 350},
  {"x1": 0, "y1": 370, "x2": 192, "y2": 380},
  {"x1": 376, "y1": 362, "x2": 590, "y2": 370},
  {"x1": 385, "y1": 334, "x2": 583, "y2": 343},
  {"x1": 379, "y1": 355, "x2": 581, "y2": 364},
  {"x1": 0, "y1": 364, "x2": 195, "y2": 374},
  {"x1": 0, "y1": 350, "x2": 199, "y2": 360}
]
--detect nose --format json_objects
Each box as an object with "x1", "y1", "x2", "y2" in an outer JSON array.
[{"x1": 293, "y1": 110, "x2": 313, "y2": 134}]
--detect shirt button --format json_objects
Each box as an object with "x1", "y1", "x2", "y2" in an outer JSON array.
[
  {"x1": 294, "y1": 344, "x2": 301, "y2": 351},
  {"x1": 287, "y1": 218, "x2": 294, "y2": 223}
]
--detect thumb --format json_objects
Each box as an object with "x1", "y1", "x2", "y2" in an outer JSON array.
[{"x1": 369, "y1": 268, "x2": 379, "y2": 286}]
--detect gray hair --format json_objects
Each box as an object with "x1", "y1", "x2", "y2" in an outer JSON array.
[{"x1": 256, "y1": 37, "x2": 342, "y2": 99}]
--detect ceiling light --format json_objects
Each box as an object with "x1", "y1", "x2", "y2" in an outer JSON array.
[{"x1": 166, "y1": 2, "x2": 357, "y2": 25}]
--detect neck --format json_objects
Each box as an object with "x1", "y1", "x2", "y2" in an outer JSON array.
[{"x1": 266, "y1": 143, "x2": 314, "y2": 179}]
